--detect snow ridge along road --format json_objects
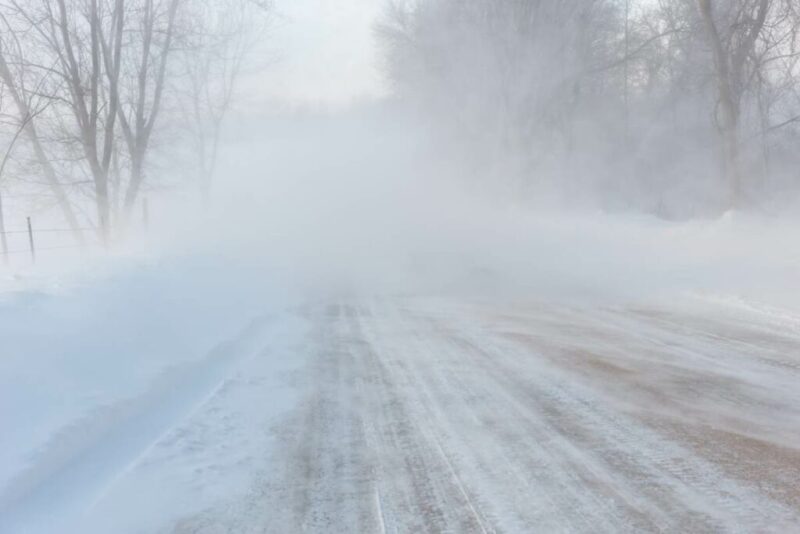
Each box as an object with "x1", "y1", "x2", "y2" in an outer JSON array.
[{"x1": 0, "y1": 314, "x2": 282, "y2": 534}]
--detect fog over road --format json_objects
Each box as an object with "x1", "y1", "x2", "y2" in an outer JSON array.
[{"x1": 166, "y1": 296, "x2": 800, "y2": 533}]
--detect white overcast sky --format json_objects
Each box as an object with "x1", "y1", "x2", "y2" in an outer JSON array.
[{"x1": 242, "y1": 0, "x2": 389, "y2": 108}]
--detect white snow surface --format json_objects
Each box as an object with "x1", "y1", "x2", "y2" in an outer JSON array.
[
  {"x1": 0, "y1": 255, "x2": 297, "y2": 532},
  {"x1": 3, "y1": 201, "x2": 800, "y2": 532}
]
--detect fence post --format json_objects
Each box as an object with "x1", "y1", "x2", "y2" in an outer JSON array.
[{"x1": 27, "y1": 216, "x2": 35, "y2": 263}]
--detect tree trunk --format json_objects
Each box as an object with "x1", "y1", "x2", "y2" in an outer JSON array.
[
  {"x1": 698, "y1": 0, "x2": 742, "y2": 207},
  {"x1": 123, "y1": 146, "x2": 145, "y2": 218},
  {"x1": 721, "y1": 121, "x2": 742, "y2": 207},
  {"x1": 95, "y1": 180, "x2": 111, "y2": 245},
  {"x1": 0, "y1": 190, "x2": 8, "y2": 264},
  {"x1": 28, "y1": 124, "x2": 86, "y2": 243},
  {"x1": 698, "y1": 0, "x2": 770, "y2": 209}
]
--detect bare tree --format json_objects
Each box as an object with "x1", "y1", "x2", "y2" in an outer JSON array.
[
  {"x1": 697, "y1": 0, "x2": 770, "y2": 207},
  {"x1": 116, "y1": 0, "x2": 181, "y2": 221},
  {"x1": 380, "y1": 0, "x2": 800, "y2": 215},
  {"x1": 0, "y1": 25, "x2": 85, "y2": 242},
  {"x1": 0, "y1": 94, "x2": 51, "y2": 261},
  {"x1": 1, "y1": 0, "x2": 276, "y2": 241},
  {"x1": 178, "y1": 0, "x2": 271, "y2": 199},
  {"x1": 1, "y1": 0, "x2": 127, "y2": 242}
]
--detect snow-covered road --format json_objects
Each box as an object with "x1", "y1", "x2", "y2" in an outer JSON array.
[
  {"x1": 168, "y1": 297, "x2": 800, "y2": 532},
  {"x1": 6, "y1": 295, "x2": 800, "y2": 533}
]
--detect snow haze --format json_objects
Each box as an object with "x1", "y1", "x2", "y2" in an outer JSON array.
[
  {"x1": 241, "y1": 0, "x2": 388, "y2": 108},
  {"x1": 2, "y1": 0, "x2": 800, "y2": 532}
]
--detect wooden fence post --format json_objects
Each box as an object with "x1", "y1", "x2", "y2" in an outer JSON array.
[{"x1": 27, "y1": 216, "x2": 35, "y2": 263}]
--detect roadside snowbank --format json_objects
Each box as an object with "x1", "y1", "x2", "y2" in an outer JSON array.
[{"x1": 0, "y1": 254, "x2": 292, "y2": 532}]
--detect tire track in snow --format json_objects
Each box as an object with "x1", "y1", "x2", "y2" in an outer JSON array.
[{"x1": 172, "y1": 297, "x2": 800, "y2": 533}]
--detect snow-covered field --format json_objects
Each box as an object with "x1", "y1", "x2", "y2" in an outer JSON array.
[{"x1": 0, "y1": 256, "x2": 294, "y2": 532}]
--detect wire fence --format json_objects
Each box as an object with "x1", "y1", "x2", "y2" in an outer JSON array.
[
  {"x1": 1, "y1": 198, "x2": 149, "y2": 266},
  {"x1": 1, "y1": 218, "x2": 103, "y2": 264},
  {"x1": 1, "y1": 227, "x2": 95, "y2": 235}
]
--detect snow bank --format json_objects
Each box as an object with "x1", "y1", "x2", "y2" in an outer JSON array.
[{"x1": 0, "y1": 253, "x2": 291, "y2": 532}]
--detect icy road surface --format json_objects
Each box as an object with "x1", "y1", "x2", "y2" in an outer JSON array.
[{"x1": 9, "y1": 297, "x2": 800, "y2": 532}]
